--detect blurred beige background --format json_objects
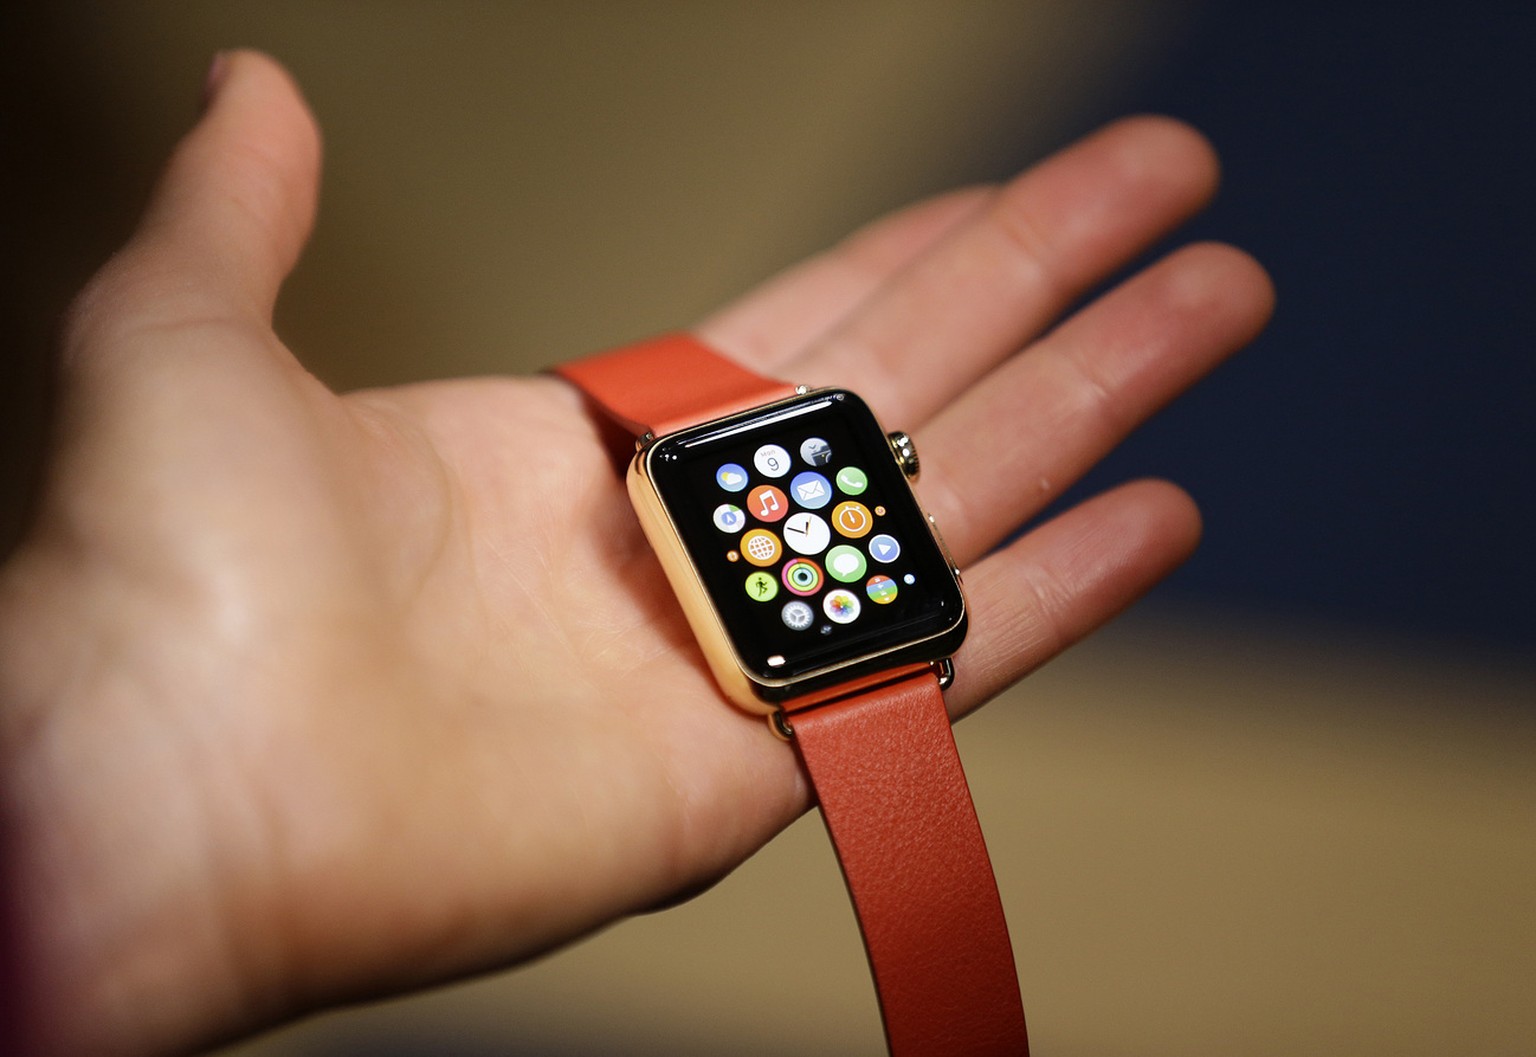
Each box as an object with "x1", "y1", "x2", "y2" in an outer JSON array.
[{"x1": 3, "y1": 4, "x2": 1532, "y2": 1056}]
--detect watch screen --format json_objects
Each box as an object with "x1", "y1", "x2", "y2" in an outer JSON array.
[{"x1": 646, "y1": 390, "x2": 964, "y2": 683}]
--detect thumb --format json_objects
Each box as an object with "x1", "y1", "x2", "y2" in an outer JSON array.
[
  {"x1": 39, "y1": 51, "x2": 330, "y2": 533},
  {"x1": 69, "y1": 50, "x2": 323, "y2": 351}
]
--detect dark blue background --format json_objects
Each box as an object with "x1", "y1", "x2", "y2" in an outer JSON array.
[{"x1": 1052, "y1": 5, "x2": 1536, "y2": 655}]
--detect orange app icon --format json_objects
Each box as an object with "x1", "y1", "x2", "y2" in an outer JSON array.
[
  {"x1": 832, "y1": 500, "x2": 872, "y2": 538},
  {"x1": 740, "y1": 529, "x2": 782, "y2": 567},
  {"x1": 749, "y1": 485, "x2": 789, "y2": 523}
]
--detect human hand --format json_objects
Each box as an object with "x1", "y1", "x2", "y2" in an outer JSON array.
[{"x1": 0, "y1": 51, "x2": 1271, "y2": 1056}]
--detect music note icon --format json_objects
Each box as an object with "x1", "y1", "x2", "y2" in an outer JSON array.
[{"x1": 751, "y1": 485, "x2": 788, "y2": 523}]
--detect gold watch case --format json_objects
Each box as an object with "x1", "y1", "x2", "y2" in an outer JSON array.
[{"x1": 626, "y1": 388, "x2": 966, "y2": 714}]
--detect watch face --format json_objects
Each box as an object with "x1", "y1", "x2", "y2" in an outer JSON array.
[{"x1": 643, "y1": 390, "x2": 965, "y2": 688}]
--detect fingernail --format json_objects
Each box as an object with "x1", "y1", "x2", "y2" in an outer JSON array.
[{"x1": 202, "y1": 51, "x2": 230, "y2": 111}]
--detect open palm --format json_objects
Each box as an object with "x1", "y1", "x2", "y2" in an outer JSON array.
[{"x1": 0, "y1": 53, "x2": 1271, "y2": 1057}]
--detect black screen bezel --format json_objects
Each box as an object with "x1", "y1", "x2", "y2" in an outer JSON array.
[{"x1": 644, "y1": 389, "x2": 966, "y2": 687}]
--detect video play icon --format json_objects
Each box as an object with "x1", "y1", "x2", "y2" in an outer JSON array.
[{"x1": 868, "y1": 533, "x2": 901, "y2": 563}]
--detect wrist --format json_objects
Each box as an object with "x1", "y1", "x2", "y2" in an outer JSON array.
[{"x1": 1, "y1": 551, "x2": 257, "y2": 1057}]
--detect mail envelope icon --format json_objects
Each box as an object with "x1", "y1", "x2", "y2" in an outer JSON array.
[{"x1": 796, "y1": 479, "x2": 827, "y2": 503}]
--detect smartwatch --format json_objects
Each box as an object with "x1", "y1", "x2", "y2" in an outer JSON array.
[{"x1": 556, "y1": 334, "x2": 1029, "y2": 1056}]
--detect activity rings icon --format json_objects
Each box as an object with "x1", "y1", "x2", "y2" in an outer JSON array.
[{"x1": 782, "y1": 558, "x2": 824, "y2": 596}]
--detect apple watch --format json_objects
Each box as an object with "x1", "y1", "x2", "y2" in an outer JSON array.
[{"x1": 557, "y1": 334, "x2": 1029, "y2": 1056}]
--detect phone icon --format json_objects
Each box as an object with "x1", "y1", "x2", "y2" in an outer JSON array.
[{"x1": 835, "y1": 466, "x2": 868, "y2": 495}]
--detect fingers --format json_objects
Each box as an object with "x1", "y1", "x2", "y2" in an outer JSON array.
[
  {"x1": 66, "y1": 51, "x2": 322, "y2": 357},
  {"x1": 946, "y1": 479, "x2": 1202, "y2": 718},
  {"x1": 773, "y1": 116, "x2": 1221, "y2": 424},
  {"x1": 918, "y1": 242, "x2": 1275, "y2": 565},
  {"x1": 697, "y1": 187, "x2": 995, "y2": 368}
]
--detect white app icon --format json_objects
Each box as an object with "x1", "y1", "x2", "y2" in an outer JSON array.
[
  {"x1": 753, "y1": 444, "x2": 792, "y2": 478},
  {"x1": 823, "y1": 589, "x2": 861, "y2": 624},
  {"x1": 713, "y1": 504, "x2": 747, "y2": 533},
  {"x1": 782, "y1": 512, "x2": 831, "y2": 555}
]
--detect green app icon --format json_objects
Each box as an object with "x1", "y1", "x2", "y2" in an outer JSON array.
[
  {"x1": 744, "y1": 570, "x2": 779, "y2": 602},
  {"x1": 825, "y1": 545, "x2": 867, "y2": 583},
  {"x1": 835, "y1": 466, "x2": 868, "y2": 495}
]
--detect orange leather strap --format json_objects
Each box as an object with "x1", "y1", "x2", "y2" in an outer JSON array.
[
  {"x1": 786, "y1": 672, "x2": 1029, "y2": 1057},
  {"x1": 558, "y1": 336, "x2": 1027, "y2": 1056},
  {"x1": 553, "y1": 332, "x2": 799, "y2": 437}
]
